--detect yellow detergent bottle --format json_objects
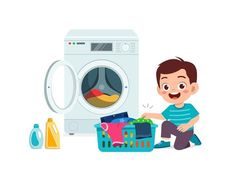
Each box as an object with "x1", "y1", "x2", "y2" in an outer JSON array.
[{"x1": 45, "y1": 118, "x2": 60, "y2": 149}]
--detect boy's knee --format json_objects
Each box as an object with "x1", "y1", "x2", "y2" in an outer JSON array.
[
  {"x1": 174, "y1": 142, "x2": 190, "y2": 150},
  {"x1": 162, "y1": 121, "x2": 171, "y2": 128},
  {"x1": 174, "y1": 144, "x2": 185, "y2": 150}
]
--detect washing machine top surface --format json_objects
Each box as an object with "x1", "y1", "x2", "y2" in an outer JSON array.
[
  {"x1": 64, "y1": 30, "x2": 138, "y2": 54},
  {"x1": 65, "y1": 29, "x2": 138, "y2": 40}
]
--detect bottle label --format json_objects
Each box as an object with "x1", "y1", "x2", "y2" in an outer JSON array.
[{"x1": 32, "y1": 132, "x2": 39, "y2": 146}]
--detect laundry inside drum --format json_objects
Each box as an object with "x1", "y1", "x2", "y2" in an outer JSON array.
[{"x1": 81, "y1": 67, "x2": 122, "y2": 108}]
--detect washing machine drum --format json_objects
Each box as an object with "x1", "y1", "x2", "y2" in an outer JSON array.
[{"x1": 81, "y1": 67, "x2": 122, "y2": 108}]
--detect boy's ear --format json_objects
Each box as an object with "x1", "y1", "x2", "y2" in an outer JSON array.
[{"x1": 191, "y1": 82, "x2": 199, "y2": 94}]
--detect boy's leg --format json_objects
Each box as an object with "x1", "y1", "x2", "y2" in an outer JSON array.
[
  {"x1": 174, "y1": 130, "x2": 194, "y2": 150},
  {"x1": 156, "y1": 121, "x2": 194, "y2": 150},
  {"x1": 161, "y1": 120, "x2": 177, "y2": 138},
  {"x1": 154, "y1": 121, "x2": 176, "y2": 148}
]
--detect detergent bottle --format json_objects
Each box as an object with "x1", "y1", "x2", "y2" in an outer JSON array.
[
  {"x1": 29, "y1": 124, "x2": 43, "y2": 149},
  {"x1": 45, "y1": 118, "x2": 60, "y2": 149}
]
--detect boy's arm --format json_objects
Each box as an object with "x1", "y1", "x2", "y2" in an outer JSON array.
[
  {"x1": 187, "y1": 115, "x2": 199, "y2": 128},
  {"x1": 141, "y1": 113, "x2": 165, "y2": 120},
  {"x1": 177, "y1": 115, "x2": 199, "y2": 132}
]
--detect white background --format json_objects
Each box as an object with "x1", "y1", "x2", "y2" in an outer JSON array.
[{"x1": 0, "y1": 0, "x2": 234, "y2": 179}]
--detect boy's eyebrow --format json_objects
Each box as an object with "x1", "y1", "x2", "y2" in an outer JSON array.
[
  {"x1": 178, "y1": 76, "x2": 186, "y2": 78},
  {"x1": 161, "y1": 77, "x2": 167, "y2": 79}
]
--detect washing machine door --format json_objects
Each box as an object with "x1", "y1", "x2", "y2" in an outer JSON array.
[
  {"x1": 44, "y1": 60, "x2": 78, "y2": 114},
  {"x1": 78, "y1": 60, "x2": 129, "y2": 115}
]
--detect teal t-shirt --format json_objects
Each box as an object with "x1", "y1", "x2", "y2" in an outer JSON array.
[{"x1": 161, "y1": 103, "x2": 199, "y2": 131}]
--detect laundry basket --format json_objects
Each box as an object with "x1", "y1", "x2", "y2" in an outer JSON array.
[{"x1": 94, "y1": 124, "x2": 158, "y2": 152}]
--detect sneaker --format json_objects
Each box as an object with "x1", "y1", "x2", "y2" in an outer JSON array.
[
  {"x1": 154, "y1": 141, "x2": 170, "y2": 148},
  {"x1": 190, "y1": 134, "x2": 201, "y2": 145}
]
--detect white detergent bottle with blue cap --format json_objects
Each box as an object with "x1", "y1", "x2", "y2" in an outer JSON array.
[{"x1": 29, "y1": 124, "x2": 43, "y2": 149}]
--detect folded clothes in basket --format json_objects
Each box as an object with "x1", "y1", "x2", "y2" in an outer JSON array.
[
  {"x1": 134, "y1": 123, "x2": 152, "y2": 139},
  {"x1": 129, "y1": 118, "x2": 153, "y2": 139},
  {"x1": 111, "y1": 117, "x2": 134, "y2": 123},
  {"x1": 101, "y1": 112, "x2": 129, "y2": 123},
  {"x1": 129, "y1": 118, "x2": 153, "y2": 125},
  {"x1": 100, "y1": 122, "x2": 128, "y2": 147},
  {"x1": 100, "y1": 114, "x2": 154, "y2": 147},
  {"x1": 100, "y1": 112, "x2": 133, "y2": 147}
]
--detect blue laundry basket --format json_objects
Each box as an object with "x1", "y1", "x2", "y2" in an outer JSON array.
[{"x1": 94, "y1": 124, "x2": 158, "y2": 152}]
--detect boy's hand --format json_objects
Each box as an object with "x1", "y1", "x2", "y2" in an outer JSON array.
[
  {"x1": 177, "y1": 124, "x2": 191, "y2": 132},
  {"x1": 141, "y1": 113, "x2": 153, "y2": 119},
  {"x1": 141, "y1": 113, "x2": 165, "y2": 120}
]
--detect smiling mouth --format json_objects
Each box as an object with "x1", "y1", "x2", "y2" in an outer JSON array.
[{"x1": 169, "y1": 92, "x2": 181, "y2": 99}]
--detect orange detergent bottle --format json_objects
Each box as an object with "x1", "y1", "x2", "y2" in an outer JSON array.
[{"x1": 45, "y1": 118, "x2": 60, "y2": 149}]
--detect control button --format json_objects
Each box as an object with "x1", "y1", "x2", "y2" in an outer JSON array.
[{"x1": 122, "y1": 43, "x2": 130, "y2": 52}]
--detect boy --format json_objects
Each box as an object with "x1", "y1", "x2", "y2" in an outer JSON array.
[{"x1": 142, "y1": 57, "x2": 201, "y2": 150}]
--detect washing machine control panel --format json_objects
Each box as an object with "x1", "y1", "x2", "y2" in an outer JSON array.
[
  {"x1": 65, "y1": 41, "x2": 138, "y2": 54},
  {"x1": 121, "y1": 43, "x2": 130, "y2": 52}
]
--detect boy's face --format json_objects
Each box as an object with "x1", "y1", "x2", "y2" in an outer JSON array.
[{"x1": 157, "y1": 69, "x2": 198, "y2": 105}]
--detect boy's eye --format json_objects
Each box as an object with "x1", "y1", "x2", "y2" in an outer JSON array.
[
  {"x1": 178, "y1": 82, "x2": 186, "y2": 90},
  {"x1": 162, "y1": 83, "x2": 170, "y2": 91}
]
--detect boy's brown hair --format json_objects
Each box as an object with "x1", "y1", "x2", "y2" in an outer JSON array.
[{"x1": 156, "y1": 57, "x2": 197, "y2": 87}]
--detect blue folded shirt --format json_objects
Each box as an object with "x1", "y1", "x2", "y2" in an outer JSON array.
[
  {"x1": 111, "y1": 117, "x2": 134, "y2": 123},
  {"x1": 101, "y1": 112, "x2": 129, "y2": 123}
]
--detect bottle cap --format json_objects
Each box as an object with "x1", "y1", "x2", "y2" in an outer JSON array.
[
  {"x1": 48, "y1": 118, "x2": 53, "y2": 122},
  {"x1": 34, "y1": 124, "x2": 39, "y2": 128}
]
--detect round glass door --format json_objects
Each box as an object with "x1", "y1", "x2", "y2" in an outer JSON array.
[
  {"x1": 44, "y1": 60, "x2": 78, "y2": 114},
  {"x1": 82, "y1": 67, "x2": 122, "y2": 108},
  {"x1": 78, "y1": 60, "x2": 128, "y2": 114}
]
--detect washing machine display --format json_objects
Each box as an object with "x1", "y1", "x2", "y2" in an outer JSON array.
[
  {"x1": 91, "y1": 43, "x2": 112, "y2": 51},
  {"x1": 81, "y1": 67, "x2": 122, "y2": 108}
]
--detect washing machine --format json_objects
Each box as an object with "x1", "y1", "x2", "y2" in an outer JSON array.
[{"x1": 45, "y1": 30, "x2": 138, "y2": 134}]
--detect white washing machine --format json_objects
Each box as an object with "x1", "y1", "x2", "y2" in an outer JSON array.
[{"x1": 45, "y1": 30, "x2": 138, "y2": 134}]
